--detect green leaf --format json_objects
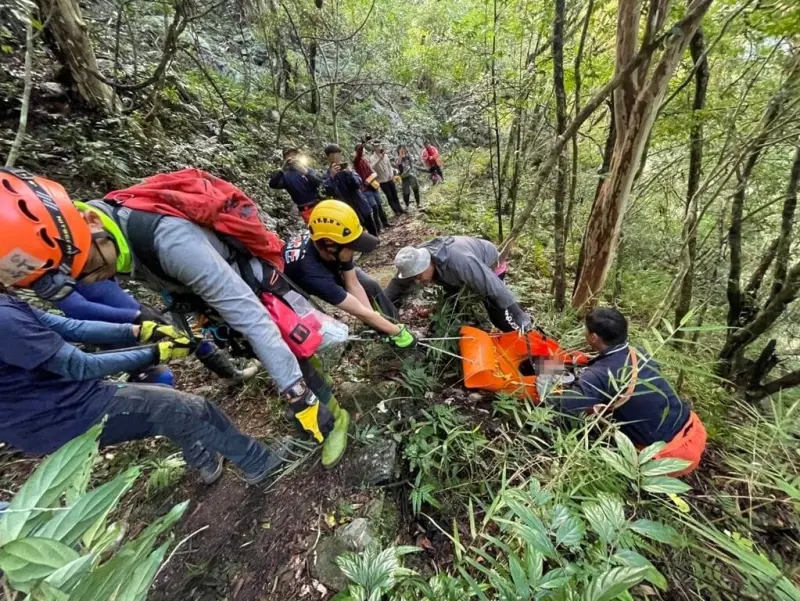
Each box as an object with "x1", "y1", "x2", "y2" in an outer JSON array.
[
  {"x1": 508, "y1": 552, "x2": 529, "y2": 599},
  {"x1": 0, "y1": 426, "x2": 101, "y2": 546},
  {"x1": 597, "y1": 448, "x2": 636, "y2": 479},
  {"x1": 29, "y1": 580, "x2": 70, "y2": 601},
  {"x1": 44, "y1": 554, "x2": 95, "y2": 593},
  {"x1": 525, "y1": 547, "x2": 543, "y2": 587},
  {"x1": 0, "y1": 537, "x2": 80, "y2": 593},
  {"x1": 538, "y1": 567, "x2": 570, "y2": 590},
  {"x1": 34, "y1": 468, "x2": 139, "y2": 547},
  {"x1": 117, "y1": 541, "x2": 170, "y2": 601},
  {"x1": 582, "y1": 494, "x2": 625, "y2": 543},
  {"x1": 69, "y1": 501, "x2": 188, "y2": 601},
  {"x1": 641, "y1": 476, "x2": 692, "y2": 495},
  {"x1": 640, "y1": 458, "x2": 692, "y2": 477},
  {"x1": 555, "y1": 515, "x2": 585, "y2": 547},
  {"x1": 582, "y1": 566, "x2": 649, "y2": 601},
  {"x1": 630, "y1": 519, "x2": 681, "y2": 545},
  {"x1": 614, "y1": 432, "x2": 638, "y2": 470},
  {"x1": 638, "y1": 441, "x2": 666, "y2": 465},
  {"x1": 612, "y1": 549, "x2": 667, "y2": 591}
]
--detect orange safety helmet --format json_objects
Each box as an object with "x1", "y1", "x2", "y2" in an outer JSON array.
[{"x1": 0, "y1": 169, "x2": 92, "y2": 297}]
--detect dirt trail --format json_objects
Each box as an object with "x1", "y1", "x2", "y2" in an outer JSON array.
[{"x1": 151, "y1": 208, "x2": 436, "y2": 601}]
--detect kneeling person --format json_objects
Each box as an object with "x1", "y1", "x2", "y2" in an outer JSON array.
[
  {"x1": 541, "y1": 308, "x2": 707, "y2": 476},
  {"x1": 0, "y1": 293, "x2": 280, "y2": 485},
  {"x1": 387, "y1": 236, "x2": 531, "y2": 333},
  {"x1": 284, "y1": 201, "x2": 415, "y2": 349}
]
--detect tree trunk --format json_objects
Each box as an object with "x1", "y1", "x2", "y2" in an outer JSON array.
[
  {"x1": 308, "y1": 40, "x2": 320, "y2": 113},
  {"x1": 673, "y1": 27, "x2": 709, "y2": 341},
  {"x1": 572, "y1": 0, "x2": 713, "y2": 310},
  {"x1": 552, "y1": 0, "x2": 568, "y2": 311},
  {"x1": 38, "y1": 0, "x2": 116, "y2": 112},
  {"x1": 573, "y1": 102, "x2": 614, "y2": 294},
  {"x1": 725, "y1": 79, "x2": 794, "y2": 336},
  {"x1": 749, "y1": 369, "x2": 800, "y2": 401},
  {"x1": 769, "y1": 143, "x2": 800, "y2": 297},
  {"x1": 5, "y1": 17, "x2": 34, "y2": 168},
  {"x1": 565, "y1": 0, "x2": 594, "y2": 248}
]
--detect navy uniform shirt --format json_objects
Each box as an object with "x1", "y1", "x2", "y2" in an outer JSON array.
[
  {"x1": 0, "y1": 295, "x2": 115, "y2": 454},
  {"x1": 554, "y1": 343, "x2": 691, "y2": 446},
  {"x1": 268, "y1": 167, "x2": 322, "y2": 209},
  {"x1": 283, "y1": 233, "x2": 353, "y2": 306}
]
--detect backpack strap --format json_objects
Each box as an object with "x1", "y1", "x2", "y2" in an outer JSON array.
[{"x1": 121, "y1": 208, "x2": 176, "y2": 283}]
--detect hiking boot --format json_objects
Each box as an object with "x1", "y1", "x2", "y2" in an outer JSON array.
[
  {"x1": 243, "y1": 442, "x2": 288, "y2": 485},
  {"x1": 322, "y1": 397, "x2": 350, "y2": 469},
  {"x1": 199, "y1": 454, "x2": 224, "y2": 485}
]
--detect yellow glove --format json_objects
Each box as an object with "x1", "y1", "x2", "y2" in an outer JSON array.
[
  {"x1": 156, "y1": 339, "x2": 193, "y2": 364},
  {"x1": 139, "y1": 321, "x2": 186, "y2": 344}
]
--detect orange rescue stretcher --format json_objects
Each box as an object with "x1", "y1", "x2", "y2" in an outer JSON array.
[{"x1": 458, "y1": 326, "x2": 589, "y2": 402}]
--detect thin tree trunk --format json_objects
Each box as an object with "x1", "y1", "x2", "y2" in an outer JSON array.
[
  {"x1": 572, "y1": 0, "x2": 714, "y2": 310},
  {"x1": 38, "y1": 0, "x2": 116, "y2": 112},
  {"x1": 750, "y1": 369, "x2": 800, "y2": 401},
  {"x1": 565, "y1": 0, "x2": 593, "y2": 247},
  {"x1": 769, "y1": 143, "x2": 800, "y2": 297},
  {"x1": 5, "y1": 18, "x2": 34, "y2": 168},
  {"x1": 725, "y1": 81, "x2": 793, "y2": 335},
  {"x1": 674, "y1": 27, "x2": 709, "y2": 340},
  {"x1": 552, "y1": 0, "x2": 568, "y2": 311},
  {"x1": 574, "y1": 100, "x2": 616, "y2": 293},
  {"x1": 490, "y1": 0, "x2": 504, "y2": 239}
]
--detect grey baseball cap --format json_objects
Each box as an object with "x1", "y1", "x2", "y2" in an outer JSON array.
[{"x1": 395, "y1": 246, "x2": 432, "y2": 279}]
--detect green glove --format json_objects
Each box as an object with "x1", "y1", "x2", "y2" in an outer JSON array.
[
  {"x1": 155, "y1": 340, "x2": 193, "y2": 364},
  {"x1": 139, "y1": 321, "x2": 187, "y2": 344},
  {"x1": 386, "y1": 325, "x2": 416, "y2": 349}
]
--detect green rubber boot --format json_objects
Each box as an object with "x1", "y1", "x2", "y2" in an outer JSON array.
[{"x1": 322, "y1": 397, "x2": 349, "y2": 469}]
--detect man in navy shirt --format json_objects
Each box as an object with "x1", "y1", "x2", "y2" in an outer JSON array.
[
  {"x1": 0, "y1": 294, "x2": 281, "y2": 484},
  {"x1": 540, "y1": 308, "x2": 706, "y2": 475},
  {"x1": 268, "y1": 147, "x2": 323, "y2": 223},
  {"x1": 284, "y1": 201, "x2": 415, "y2": 348}
]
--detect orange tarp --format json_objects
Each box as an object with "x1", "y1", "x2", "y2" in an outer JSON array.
[{"x1": 458, "y1": 326, "x2": 588, "y2": 402}]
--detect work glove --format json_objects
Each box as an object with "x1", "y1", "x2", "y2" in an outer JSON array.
[
  {"x1": 134, "y1": 304, "x2": 169, "y2": 325},
  {"x1": 155, "y1": 339, "x2": 193, "y2": 364},
  {"x1": 385, "y1": 325, "x2": 417, "y2": 349},
  {"x1": 284, "y1": 383, "x2": 335, "y2": 444},
  {"x1": 138, "y1": 321, "x2": 188, "y2": 344}
]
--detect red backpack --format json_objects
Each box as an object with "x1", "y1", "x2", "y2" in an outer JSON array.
[
  {"x1": 104, "y1": 168, "x2": 285, "y2": 269},
  {"x1": 105, "y1": 169, "x2": 326, "y2": 358}
]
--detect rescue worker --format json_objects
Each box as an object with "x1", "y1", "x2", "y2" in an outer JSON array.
[
  {"x1": 386, "y1": 236, "x2": 532, "y2": 333},
  {"x1": 284, "y1": 201, "x2": 415, "y2": 348},
  {"x1": 268, "y1": 147, "x2": 322, "y2": 223},
  {"x1": 0, "y1": 201, "x2": 284, "y2": 484},
  {"x1": 539, "y1": 308, "x2": 707, "y2": 476},
  {"x1": 52, "y1": 279, "x2": 175, "y2": 385},
  {"x1": 0, "y1": 168, "x2": 348, "y2": 469}
]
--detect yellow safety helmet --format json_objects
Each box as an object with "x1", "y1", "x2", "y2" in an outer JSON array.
[{"x1": 308, "y1": 200, "x2": 379, "y2": 252}]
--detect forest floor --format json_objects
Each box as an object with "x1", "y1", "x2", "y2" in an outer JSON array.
[{"x1": 138, "y1": 204, "x2": 448, "y2": 601}]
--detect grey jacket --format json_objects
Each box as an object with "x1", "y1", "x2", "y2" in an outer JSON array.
[
  {"x1": 385, "y1": 236, "x2": 529, "y2": 327},
  {"x1": 88, "y1": 201, "x2": 303, "y2": 392}
]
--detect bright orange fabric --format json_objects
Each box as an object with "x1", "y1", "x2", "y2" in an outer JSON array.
[{"x1": 655, "y1": 411, "x2": 707, "y2": 476}]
